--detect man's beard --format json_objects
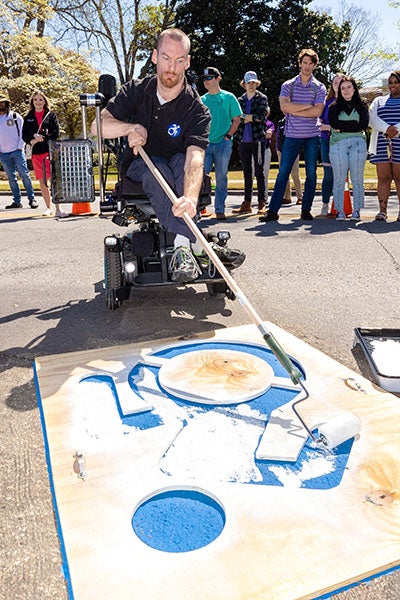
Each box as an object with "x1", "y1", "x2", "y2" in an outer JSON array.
[{"x1": 159, "y1": 72, "x2": 181, "y2": 89}]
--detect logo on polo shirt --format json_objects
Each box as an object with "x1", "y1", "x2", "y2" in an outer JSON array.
[{"x1": 168, "y1": 123, "x2": 181, "y2": 137}]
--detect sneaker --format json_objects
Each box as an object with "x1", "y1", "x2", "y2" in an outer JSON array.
[
  {"x1": 350, "y1": 210, "x2": 360, "y2": 221},
  {"x1": 320, "y1": 204, "x2": 329, "y2": 216},
  {"x1": 198, "y1": 243, "x2": 245, "y2": 270},
  {"x1": 336, "y1": 210, "x2": 346, "y2": 221},
  {"x1": 55, "y1": 210, "x2": 68, "y2": 218},
  {"x1": 170, "y1": 247, "x2": 201, "y2": 283},
  {"x1": 29, "y1": 199, "x2": 38, "y2": 209},
  {"x1": 301, "y1": 210, "x2": 313, "y2": 220},
  {"x1": 5, "y1": 202, "x2": 22, "y2": 209},
  {"x1": 42, "y1": 208, "x2": 53, "y2": 216},
  {"x1": 259, "y1": 210, "x2": 279, "y2": 222}
]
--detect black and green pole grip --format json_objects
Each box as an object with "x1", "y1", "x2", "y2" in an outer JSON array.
[{"x1": 262, "y1": 331, "x2": 303, "y2": 384}]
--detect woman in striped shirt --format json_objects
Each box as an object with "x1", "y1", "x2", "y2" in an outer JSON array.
[{"x1": 368, "y1": 71, "x2": 400, "y2": 221}]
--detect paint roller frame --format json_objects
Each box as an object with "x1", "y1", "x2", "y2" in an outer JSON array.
[
  {"x1": 138, "y1": 147, "x2": 361, "y2": 451},
  {"x1": 292, "y1": 387, "x2": 362, "y2": 451}
]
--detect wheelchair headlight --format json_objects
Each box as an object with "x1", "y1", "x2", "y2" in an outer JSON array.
[
  {"x1": 217, "y1": 231, "x2": 230, "y2": 242},
  {"x1": 104, "y1": 236, "x2": 118, "y2": 247},
  {"x1": 124, "y1": 261, "x2": 136, "y2": 274}
]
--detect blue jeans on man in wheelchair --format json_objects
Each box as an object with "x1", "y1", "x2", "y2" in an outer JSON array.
[{"x1": 126, "y1": 153, "x2": 196, "y2": 243}]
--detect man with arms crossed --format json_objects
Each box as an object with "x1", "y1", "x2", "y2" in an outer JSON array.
[{"x1": 261, "y1": 49, "x2": 326, "y2": 222}]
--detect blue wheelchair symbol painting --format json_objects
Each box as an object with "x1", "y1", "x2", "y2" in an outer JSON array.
[
  {"x1": 79, "y1": 341, "x2": 355, "y2": 491},
  {"x1": 167, "y1": 123, "x2": 181, "y2": 137}
]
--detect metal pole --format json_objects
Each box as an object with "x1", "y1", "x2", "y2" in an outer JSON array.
[{"x1": 79, "y1": 93, "x2": 105, "y2": 204}]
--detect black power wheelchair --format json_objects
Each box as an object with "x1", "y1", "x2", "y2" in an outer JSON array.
[{"x1": 97, "y1": 75, "x2": 244, "y2": 311}]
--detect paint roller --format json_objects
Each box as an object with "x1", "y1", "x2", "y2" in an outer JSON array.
[
  {"x1": 292, "y1": 386, "x2": 361, "y2": 450},
  {"x1": 137, "y1": 146, "x2": 361, "y2": 450}
]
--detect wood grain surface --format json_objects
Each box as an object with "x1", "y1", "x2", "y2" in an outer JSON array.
[{"x1": 34, "y1": 323, "x2": 400, "y2": 600}]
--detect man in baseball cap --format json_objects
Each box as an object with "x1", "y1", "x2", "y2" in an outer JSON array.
[
  {"x1": 200, "y1": 67, "x2": 221, "y2": 80},
  {"x1": 200, "y1": 67, "x2": 242, "y2": 219},
  {"x1": 233, "y1": 70, "x2": 268, "y2": 215},
  {"x1": 0, "y1": 91, "x2": 37, "y2": 209}
]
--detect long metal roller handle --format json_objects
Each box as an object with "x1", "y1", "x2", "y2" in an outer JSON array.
[{"x1": 138, "y1": 146, "x2": 302, "y2": 385}]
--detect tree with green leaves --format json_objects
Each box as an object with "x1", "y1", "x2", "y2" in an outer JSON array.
[
  {"x1": 49, "y1": 0, "x2": 178, "y2": 84},
  {"x1": 0, "y1": 0, "x2": 53, "y2": 36},
  {"x1": 0, "y1": 31, "x2": 99, "y2": 137},
  {"x1": 175, "y1": 0, "x2": 349, "y2": 118}
]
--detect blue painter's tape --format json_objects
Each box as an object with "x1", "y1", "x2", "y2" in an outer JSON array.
[{"x1": 33, "y1": 360, "x2": 74, "y2": 600}]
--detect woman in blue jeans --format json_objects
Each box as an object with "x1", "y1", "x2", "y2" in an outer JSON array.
[
  {"x1": 328, "y1": 77, "x2": 369, "y2": 221},
  {"x1": 319, "y1": 73, "x2": 344, "y2": 215}
]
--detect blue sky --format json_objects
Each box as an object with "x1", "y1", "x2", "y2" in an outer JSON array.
[{"x1": 310, "y1": 0, "x2": 400, "y2": 47}]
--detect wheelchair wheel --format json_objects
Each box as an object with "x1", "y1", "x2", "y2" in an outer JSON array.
[
  {"x1": 106, "y1": 288, "x2": 120, "y2": 311},
  {"x1": 104, "y1": 244, "x2": 122, "y2": 310},
  {"x1": 225, "y1": 286, "x2": 236, "y2": 301},
  {"x1": 207, "y1": 281, "x2": 228, "y2": 298}
]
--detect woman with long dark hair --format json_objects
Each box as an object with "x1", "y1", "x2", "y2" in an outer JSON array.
[
  {"x1": 319, "y1": 73, "x2": 344, "y2": 215},
  {"x1": 328, "y1": 76, "x2": 369, "y2": 221}
]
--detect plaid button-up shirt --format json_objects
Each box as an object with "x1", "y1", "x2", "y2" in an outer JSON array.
[{"x1": 235, "y1": 90, "x2": 268, "y2": 142}]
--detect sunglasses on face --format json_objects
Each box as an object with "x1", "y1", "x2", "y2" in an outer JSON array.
[{"x1": 202, "y1": 75, "x2": 216, "y2": 81}]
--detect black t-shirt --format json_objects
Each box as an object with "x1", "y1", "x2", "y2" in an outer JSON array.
[{"x1": 106, "y1": 75, "x2": 210, "y2": 159}]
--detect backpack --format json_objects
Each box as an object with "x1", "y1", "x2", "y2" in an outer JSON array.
[
  {"x1": 12, "y1": 112, "x2": 20, "y2": 137},
  {"x1": 276, "y1": 80, "x2": 320, "y2": 151},
  {"x1": 276, "y1": 118, "x2": 286, "y2": 152}
]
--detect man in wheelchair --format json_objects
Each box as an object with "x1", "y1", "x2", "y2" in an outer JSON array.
[{"x1": 93, "y1": 27, "x2": 244, "y2": 284}]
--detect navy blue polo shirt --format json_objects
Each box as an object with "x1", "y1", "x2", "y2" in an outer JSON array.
[{"x1": 106, "y1": 75, "x2": 210, "y2": 159}]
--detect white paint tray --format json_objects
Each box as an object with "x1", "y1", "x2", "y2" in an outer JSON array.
[{"x1": 354, "y1": 328, "x2": 400, "y2": 392}]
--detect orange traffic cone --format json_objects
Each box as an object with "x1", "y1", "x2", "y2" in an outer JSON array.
[
  {"x1": 328, "y1": 178, "x2": 353, "y2": 217},
  {"x1": 70, "y1": 202, "x2": 93, "y2": 215}
]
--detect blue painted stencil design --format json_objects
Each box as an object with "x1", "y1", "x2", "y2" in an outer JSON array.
[{"x1": 81, "y1": 341, "x2": 354, "y2": 490}]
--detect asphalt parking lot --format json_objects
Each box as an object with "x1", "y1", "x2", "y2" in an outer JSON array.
[{"x1": 1, "y1": 190, "x2": 399, "y2": 599}]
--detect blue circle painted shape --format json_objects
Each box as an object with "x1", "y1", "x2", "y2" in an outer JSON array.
[{"x1": 132, "y1": 488, "x2": 225, "y2": 552}]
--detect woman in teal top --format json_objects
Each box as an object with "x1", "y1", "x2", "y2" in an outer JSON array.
[{"x1": 328, "y1": 77, "x2": 369, "y2": 221}]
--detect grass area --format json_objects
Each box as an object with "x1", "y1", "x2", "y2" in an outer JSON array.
[
  {"x1": 226, "y1": 162, "x2": 379, "y2": 191},
  {"x1": 0, "y1": 161, "x2": 379, "y2": 193}
]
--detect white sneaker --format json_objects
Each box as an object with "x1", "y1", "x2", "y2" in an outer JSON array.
[
  {"x1": 42, "y1": 208, "x2": 53, "y2": 216},
  {"x1": 320, "y1": 204, "x2": 329, "y2": 216},
  {"x1": 169, "y1": 247, "x2": 201, "y2": 283},
  {"x1": 350, "y1": 210, "x2": 360, "y2": 221},
  {"x1": 336, "y1": 210, "x2": 346, "y2": 221},
  {"x1": 55, "y1": 210, "x2": 68, "y2": 218}
]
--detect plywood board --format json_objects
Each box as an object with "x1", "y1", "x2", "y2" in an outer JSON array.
[{"x1": 34, "y1": 323, "x2": 400, "y2": 600}]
